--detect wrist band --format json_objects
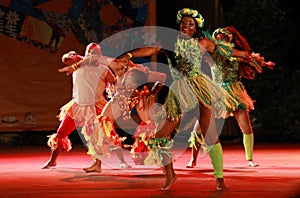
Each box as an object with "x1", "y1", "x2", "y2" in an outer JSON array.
[
  {"x1": 126, "y1": 52, "x2": 133, "y2": 59},
  {"x1": 72, "y1": 62, "x2": 79, "y2": 71}
]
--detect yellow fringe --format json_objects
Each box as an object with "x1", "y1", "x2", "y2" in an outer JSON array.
[
  {"x1": 222, "y1": 82, "x2": 254, "y2": 113},
  {"x1": 57, "y1": 100, "x2": 75, "y2": 121},
  {"x1": 163, "y1": 73, "x2": 237, "y2": 121}
]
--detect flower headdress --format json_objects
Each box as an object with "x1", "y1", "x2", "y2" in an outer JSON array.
[
  {"x1": 212, "y1": 28, "x2": 233, "y2": 43},
  {"x1": 176, "y1": 8, "x2": 205, "y2": 28}
]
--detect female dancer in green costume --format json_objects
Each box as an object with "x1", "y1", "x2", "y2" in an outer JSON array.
[
  {"x1": 211, "y1": 26, "x2": 275, "y2": 167},
  {"x1": 121, "y1": 8, "x2": 249, "y2": 191},
  {"x1": 186, "y1": 26, "x2": 275, "y2": 168}
]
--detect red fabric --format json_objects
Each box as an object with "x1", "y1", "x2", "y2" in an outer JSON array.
[{"x1": 56, "y1": 116, "x2": 76, "y2": 139}]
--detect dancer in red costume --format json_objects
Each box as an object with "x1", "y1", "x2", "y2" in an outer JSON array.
[
  {"x1": 80, "y1": 58, "x2": 167, "y2": 172},
  {"x1": 57, "y1": 53, "x2": 166, "y2": 173},
  {"x1": 42, "y1": 43, "x2": 131, "y2": 169}
]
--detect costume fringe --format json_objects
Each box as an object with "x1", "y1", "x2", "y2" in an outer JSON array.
[
  {"x1": 82, "y1": 115, "x2": 126, "y2": 161},
  {"x1": 214, "y1": 40, "x2": 234, "y2": 58},
  {"x1": 130, "y1": 120, "x2": 156, "y2": 165},
  {"x1": 163, "y1": 73, "x2": 236, "y2": 121},
  {"x1": 221, "y1": 82, "x2": 254, "y2": 116},
  {"x1": 97, "y1": 116, "x2": 126, "y2": 147},
  {"x1": 249, "y1": 53, "x2": 263, "y2": 74},
  {"x1": 47, "y1": 133, "x2": 72, "y2": 152},
  {"x1": 84, "y1": 121, "x2": 109, "y2": 161},
  {"x1": 144, "y1": 137, "x2": 174, "y2": 166},
  {"x1": 57, "y1": 100, "x2": 74, "y2": 121},
  {"x1": 188, "y1": 131, "x2": 208, "y2": 156},
  {"x1": 57, "y1": 100, "x2": 106, "y2": 122}
]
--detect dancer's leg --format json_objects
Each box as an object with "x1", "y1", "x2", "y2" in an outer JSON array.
[
  {"x1": 148, "y1": 136, "x2": 178, "y2": 191},
  {"x1": 186, "y1": 121, "x2": 201, "y2": 168},
  {"x1": 233, "y1": 109, "x2": 258, "y2": 166},
  {"x1": 56, "y1": 116, "x2": 77, "y2": 140},
  {"x1": 41, "y1": 149, "x2": 59, "y2": 169},
  {"x1": 42, "y1": 116, "x2": 75, "y2": 169},
  {"x1": 186, "y1": 106, "x2": 217, "y2": 168},
  {"x1": 200, "y1": 106, "x2": 227, "y2": 191},
  {"x1": 160, "y1": 155, "x2": 177, "y2": 191},
  {"x1": 208, "y1": 142, "x2": 227, "y2": 191},
  {"x1": 114, "y1": 148, "x2": 132, "y2": 168},
  {"x1": 153, "y1": 119, "x2": 179, "y2": 191},
  {"x1": 84, "y1": 99, "x2": 129, "y2": 172},
  {"x1": 186, "y1": 145, "x2": 200, "y2": 168}
]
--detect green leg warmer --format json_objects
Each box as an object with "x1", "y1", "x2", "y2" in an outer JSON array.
[
  {"x1": 208, "y1": 142, "x2": 223, "y2": 178},
  {"x1": 243, "y1": 133, "x2": 253, "y2": 161}
]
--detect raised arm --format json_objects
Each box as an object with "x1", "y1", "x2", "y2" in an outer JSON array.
[
  {"x1": 119, "y1": 46, "x2": 161, "y2": 61},
  {"x1": 58, "y1": 55, "x2": 116, "y2": 76},
  {"x1": 198, "y1": 37, "x2": 216, "y2": 54}
]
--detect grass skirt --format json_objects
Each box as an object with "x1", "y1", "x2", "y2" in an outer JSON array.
[
  {"x1": 220, "y1": 81, "x2": 254, "y2": 117},
  {"x1": 163, "y1": 73, "x2": 234, "y2": 121}
]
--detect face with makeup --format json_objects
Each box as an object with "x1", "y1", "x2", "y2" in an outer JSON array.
[
  {"x1": 179, "y1": 16, "x2": 197, "y2": 37},
  {"x1": 215, "y1": 33, "x2": 230, "y2": 42}
]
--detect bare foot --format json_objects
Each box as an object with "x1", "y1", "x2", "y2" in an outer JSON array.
[
  {"x1": 185, "y1": 160, "x2": 196, "y2": 168},
  {"x1": 248, "y1": 160, "x2": 259, "y2": 167},
  {"x1": 83, "y1": 160, "x2": 101, "y2": 173},
  {"x1": 158, "y1": 174, "x2": 178, "y2": 191},
  {"x1": 120, "y1": 163, "x2": 132, "y2": 168},
  {"x1": 41, "y1": 161, "x2": 56, "y2": 169},
  {"x1": 216, "y1": 178, "x2": 227, "y2": 191},
  {"x1": 83, "y1": 166, "x2": 102, "y2": 173}
]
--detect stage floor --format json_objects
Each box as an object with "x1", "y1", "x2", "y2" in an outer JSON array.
[{"x1": 0, "y1": 142, "x2": 299, "y2": 198}]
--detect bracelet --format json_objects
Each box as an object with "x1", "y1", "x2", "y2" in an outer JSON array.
[
  {"x1": 72, "y1": 62, "x2": 78, "y2": 71},
  {"x1": 126, "y1": 52, "x2": 133, "y2": 59}
]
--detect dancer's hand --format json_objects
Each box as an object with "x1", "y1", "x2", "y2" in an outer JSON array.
[
  {"x1": 263, "y1": 61, "x2": 275, "y2": 70},
  {"x1": 58, "y1": 65, "x2": 75, "y2": 76}
]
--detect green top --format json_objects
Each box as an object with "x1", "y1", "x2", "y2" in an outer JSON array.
[
  {"x1": 211, "y1": 55, "x2": 241, "y2": 85},
  {"x1": 171, "y1": 37, "x2": 203, "y2": 80}
]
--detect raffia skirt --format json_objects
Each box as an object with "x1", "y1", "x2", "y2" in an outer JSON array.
[{"x1": 163, "y1": 73, "x2": 236, "y2": 121}]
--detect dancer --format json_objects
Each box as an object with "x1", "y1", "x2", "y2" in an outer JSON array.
[
  {"x1": 58, "y1": 53, "x2": 167, "y2": 173},
  {"x1": 210, "y1": 26, "x2": 275, "y2": 167},
  {"x1": 185, "y1": 26, "x2": 275, "y2": 168},
  {"x1": 42, "y1": 43, "x2": 131, "y2": 169},
  {"x1": 116, "y1": 8, "x2": 250, "y2": 191}
]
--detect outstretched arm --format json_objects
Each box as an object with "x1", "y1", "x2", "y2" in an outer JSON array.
[
  {"x1": 58, "y1": 60, "x2": 82, "y2": 76},
  {"x1": 58, "y1": 55, "x2": 116, "y2": 76},
  {"x1": 58, "y1": 65, "x2": 74, "y2": 76},
  {"x1": 119, "y1": 46, "x2": 161, "y2": 61},
  {"x1": 198, "y1": 37, "x2": 216, "y2": 54}
]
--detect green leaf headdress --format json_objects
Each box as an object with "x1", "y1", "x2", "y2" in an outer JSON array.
[
  {"x1": 212, "y1": 28, "x2": 233, "y2": 43},
  {"x1": 176, "y1": 8, "x2": 205, "y2": 28}
]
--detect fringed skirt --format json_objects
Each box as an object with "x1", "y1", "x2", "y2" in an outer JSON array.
[
  {"x1": 57, "y1": 99, "x2": 106, "y2": 125},
  {"x1": 57, "y1": 99, "x2": 110, "y2": 160},
  {"x1": 220, "y1": 81, "x2": 254, "y2": 117},
  {"x1": 163, "y1": 73, "x2": 234, "y2": 121}
]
